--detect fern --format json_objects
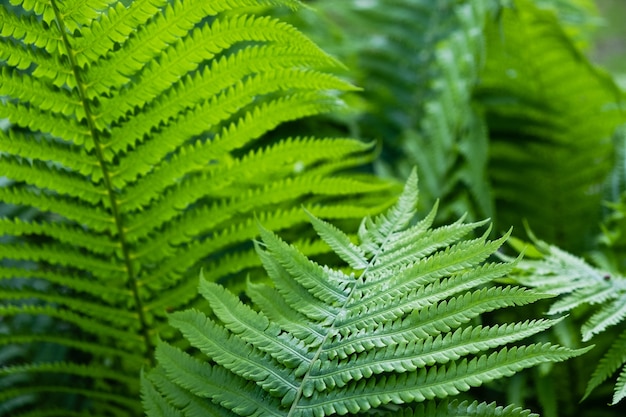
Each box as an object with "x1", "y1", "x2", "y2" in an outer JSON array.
[
  {"x1": 301, "y1": 0, "x2": 625, "y2": 245},
  {"x1": 534, "y1": 0, "x2": 601, "y2": 49},
  {"x1": 507, "y1": 234, "x2": 626, "y2": 405},
  {"x1": 391, "y1": 0, "x2": 494, "y2": 222},
  {"x1": 0, "y1": 1, "x2": 395, "y2": 415},
  {"x1": 475, "y1": 0, "x2": 625, "y2": 251},
  {"x1": 306, "y1": 0, "x2": 497, "y2": 223},
  {"x1": 143, "y1": 170, "x2": 589, "y2": 416}
]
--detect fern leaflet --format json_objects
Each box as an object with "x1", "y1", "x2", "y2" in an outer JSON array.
[{"x1": 508, "y1": 235, "x2": 626, "y2": 405}]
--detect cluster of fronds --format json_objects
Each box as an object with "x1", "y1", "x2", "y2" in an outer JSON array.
[
  {"x1": 508, "y1": 235, "x2": 626, "y2": 406},
  {"x1": 2, "y1": 0, "x2": 626, "y2": 416},
  {"x1": 297, "y1": 0, "x2": 496, "y2": 222},
  {"x1": 143, "y1": 171, "x2": 588, "y2": 417},
  {"x1": 299, "y1": 0, "x2": 625, "y2": 250},
  {"x1": 0, "y1": 0, "x2": 394, "y2": 415}
]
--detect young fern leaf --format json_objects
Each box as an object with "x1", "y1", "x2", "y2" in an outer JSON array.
[
  {"x1": 508, "y1": 236, "x2": 626, "y2": 405},
  {"x1": 0, "y1": 1, "x2": 394, "y2": 415},
  {"x1": 144, "y1": 171, "x2": 588, "y2": 417}
]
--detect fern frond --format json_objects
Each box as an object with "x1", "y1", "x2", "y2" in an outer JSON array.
[
  {"x1": 310, "y1": 319, "x2": 562, "y2": 391},
  {"x1": 324, "y1": 286, "x2": 555, "y2": 361},
  {"x1": 0, "y1": 218, "x2": 117, "y2": 255},
  {"x1": 408, "y1": 399, "x2": 538, "y2": 417},
  {"x1": 1, "y1": 157, "x2": 107, "y2": 205},
  {"x1": 583, "y1": 328, "x2": 626, "y2": 401},
  {"x1": 0, "y1": 267, "x2": 130, "y2": 301},
  {"x1": 1, "y1": 101, "x2": 91, "y2": 146},
  {"x1": 0, "y1": 1, "x2": 392, "y2": 415},
  {"x1": 476, "y1": 0, "x2": 624, "y2": 251},
  {"x1": 582, "y1": 294, "x2": 626, "y2": 340},
  {"x1": 303, "y1": 0, "x2": 495, "y2": 222},
  {"x1": 306, "y1": 210, "x2": 368, "y2": 270},
  {"x1": 509, "y1": 236, "x2": 626, "y2": 404},
  {"x1": 0, "y1": 288, "x2": 138, "y2": 328},
  {"x1": 301, "y1": 344, "x2": 585, "y2": 416},
  {"x1": 153, "y1": 343, "x2": 286, "y2": 416},
  {"x1": 614, "y1": 365, "x2": 626, "y2": 405},
  {"x1": 0, "y1": 6, "x2": 63, "y2": 53},
  {"x1": 0, "y1": 187, "x2": 115, "y2": 232},
  {"x1": 0, "y1": 38, "x2": 74, "y2": 87},
  {"x1": 144, "y1": 174, "x2": 585, "y2": 416},
  {"x1": 0, "y1": 129, "x2": 101, "y2": 179},
  {"x1": 0, "y1": 67, "x2": 84, "y2": 119},
  {"x1": 511, "y1": 238, "x2": 626, "y2": 338}
]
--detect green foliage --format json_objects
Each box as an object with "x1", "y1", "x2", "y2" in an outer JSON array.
[
  {"x1": 534, "y1": 0, "x2": 601, "y2": 48},
  {"x1": 2, "y1": 0, "x2": 626, "y2": 416},
  {"x1": 507, "y1": 234, "x2": 626, "y2": 405},
  {"x1": 0, "y1": 0, "x2": 395, "y2": 415},
  {"x1": 287, "y1": 1, "x2": 626, "y2": 413},
  {"x1": 143, "y1": 171, "x2": 588, "y2": 416},
  {"x1": 298, "y1": 0, "x2": 625, "y2": 250},
  {"x1": 476, "y1": 0, "x2": 624, "y2": 251},
  {"x1": 296, "y1": 0, "x2": 496, "y2": 222}
]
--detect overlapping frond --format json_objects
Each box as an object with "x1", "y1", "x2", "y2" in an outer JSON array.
[
  {"x1": 475, "y1": 0, "x2": 625, "y2": 251},
  {"x1": 144, "y1": 172, "x2": 587, "y2": 417},
  {"x1": 508, "y1": 236, "x2": 626, "y2": 404},
  {"x1": 0, "y1": 0, "x2": 394, "y2": 415},
  {"x1": 297, "y1": 0, "x2": 496, "y2": 222}
]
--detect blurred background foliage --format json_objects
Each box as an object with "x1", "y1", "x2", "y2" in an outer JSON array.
[
  {"x1": 279, "y1": 0, "x2": 626, "y2": 250},
  {"x1": 594, "y1": 0, "x2": 626, "y2": 83}
]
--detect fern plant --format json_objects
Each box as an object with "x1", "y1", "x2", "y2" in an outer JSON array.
[
  {"x1": 475, "y1": 0, "x2": 625, "y2": 251},
  {"x1": 299, "y1": 0, "x2": 625, "y2": 249},
  {"x1": 507, "y1": 233, "x2": 626, "y2": 406},
  {"x1": 143, "y1": 170, "x2": 589, "y2": 417},
  {"x1": 295, "y1": 0, "x2": 496, "y2": 222},
  {"x1": 0, "y1": 1, "x2": 395, "y2": 415}
]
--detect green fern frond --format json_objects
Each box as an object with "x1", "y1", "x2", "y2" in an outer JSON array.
[
  {"x1": 144, "y1": 172, "x2": 587, "y2": 416},
  {"x1": 300, "y1": 0, "x2": 495, "y2": 222},
  {"x1": 407, "y1": 399, "x2": 538, "y2": 417},
  {"x1": 583, "y1": 328, "x2": 626, "y2": 403},
  {"x1": 614, "y1": 365, "x2": 626, "y2": 405},
  {"x1": 509, "y1": 236, "x2": 626, "y2": 404},
  {"x1": 0, "y1": 1, "x2": 395, "y2": 415},
  {"x1": 476, "y1": 0, "x2": 625, "y2": 251},
  {"x1": 510, "y1": 237, "x2": 626, "y2": 339}
]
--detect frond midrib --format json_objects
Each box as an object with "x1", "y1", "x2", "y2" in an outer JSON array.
[
  {"x1": 49, "y1": 0, "x2": 153, "y2": 363},
  {"x1": 285, "y1": 188, "x2": 411, "y2": 416}
]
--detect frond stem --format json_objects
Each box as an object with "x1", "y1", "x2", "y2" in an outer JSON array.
[
  {"x1": 50, "y1": 0, "x2": 154, "y2": 364},
  {"x1": 286, "y1": 216, "x2": 399, "y2": 416}
]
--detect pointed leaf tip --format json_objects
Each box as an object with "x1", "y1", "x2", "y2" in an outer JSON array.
[{"x1": 304, "y1": 208, "x2": 368, "y2": 270}]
